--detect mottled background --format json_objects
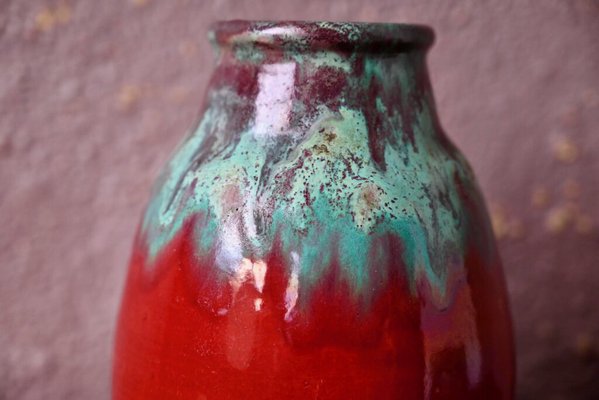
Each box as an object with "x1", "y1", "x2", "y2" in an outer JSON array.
[{"x1": 1, "y1": 0, "x2": 598, "y2": 399}]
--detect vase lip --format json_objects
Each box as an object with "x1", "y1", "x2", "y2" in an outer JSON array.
[{"x1": 210, "y1": 20, "x2": 435, "y2": 53}]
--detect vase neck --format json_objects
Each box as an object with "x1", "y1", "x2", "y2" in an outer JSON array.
[{"x1": 198, "y1": 21, "x2": 446, "y2": 171}]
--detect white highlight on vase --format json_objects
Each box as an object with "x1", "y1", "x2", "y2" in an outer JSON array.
[
  {"x1": 260, "y1": 26, "x2": 305, "y2": 39},
  {"x1": 254, "y1": 298, "x2": 263, "y2": 312},
  {"x1": 253, "y1": 62, "x2": 296, "y2": 139},
  {"x1": 284, "y1": 251, "x2": 300, "y2": 322},
  {"x1": 215, "y1": 215, "x2": 244, "y2": 277},
  {"x1": 222, "y1": 255, "x2": 269, "y2": 307},
  {"x1": 252, "y1": 260, "x2": 267, "y2": 293},
  {"x1": 229, "y1": 258, "x2": 253, "y2": 300}
]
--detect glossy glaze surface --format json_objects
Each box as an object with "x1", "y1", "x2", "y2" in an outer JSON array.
[{"x1": 113, "y1": 21, "x2": 514, "y2": 399}]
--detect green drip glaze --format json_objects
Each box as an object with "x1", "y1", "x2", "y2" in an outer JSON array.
[{"x1": 141, "y1": 23, "x2": 475, "y2": 305}]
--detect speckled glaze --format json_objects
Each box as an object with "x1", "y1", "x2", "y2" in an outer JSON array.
[{"x1": 113, "y1": 21, "x2": 514, "y2": 399}]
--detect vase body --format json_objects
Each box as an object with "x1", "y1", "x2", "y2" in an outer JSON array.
[{"x1": 113, "y1": 21, "x2": 514, "y2": 400}]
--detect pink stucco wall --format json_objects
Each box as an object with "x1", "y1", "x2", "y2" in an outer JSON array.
[{"x1": 1, "y1": 1, "x2": 598, "y2": 399}]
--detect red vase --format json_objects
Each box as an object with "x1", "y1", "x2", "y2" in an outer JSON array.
[{"x1": 113, "y1": 21, "x2": 515, "y2": 399}]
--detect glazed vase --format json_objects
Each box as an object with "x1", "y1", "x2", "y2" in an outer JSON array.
[{"x1": 113, "y1": 21, "x2": 515, "y2": 399}]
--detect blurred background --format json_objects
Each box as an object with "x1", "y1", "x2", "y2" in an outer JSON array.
[{"x1": 1, "y1": 0, "x2": 598, "y2": 399}]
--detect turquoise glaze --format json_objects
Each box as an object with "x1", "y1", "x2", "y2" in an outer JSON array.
[{"x1": 143, "y1": 22, "x2": 476, "y2": 306}]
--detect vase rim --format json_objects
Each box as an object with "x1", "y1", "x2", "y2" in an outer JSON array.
[{"x1": 210, "y1": 20, "x2": 435, "y2": 53}]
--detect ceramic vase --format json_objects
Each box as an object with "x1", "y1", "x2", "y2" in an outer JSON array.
[{"x1": 113, "y1": 20, "x2": 515, "y2": 400}]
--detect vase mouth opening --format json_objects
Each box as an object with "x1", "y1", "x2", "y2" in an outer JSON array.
[{"x1": 210, "y1": 20, "x2": 435, "y2": 54}]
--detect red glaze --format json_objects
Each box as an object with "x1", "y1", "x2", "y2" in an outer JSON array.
[{"x1": 113, "y1": 219, "x2": 513, "y2": 399}]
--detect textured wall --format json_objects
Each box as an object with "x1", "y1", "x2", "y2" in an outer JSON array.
[{"x1": 0, "y1": 1, "x2": 598, "y2": 399}]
